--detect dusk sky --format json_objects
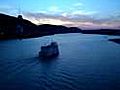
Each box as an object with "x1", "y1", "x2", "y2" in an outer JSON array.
[{"x1": 0, "y1": 0, "x2": 120, "y2": 29}]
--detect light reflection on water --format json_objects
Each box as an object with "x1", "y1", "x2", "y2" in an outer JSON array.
[{"x1": 0, "y1": 33, "x2": 120, "y2": 90}]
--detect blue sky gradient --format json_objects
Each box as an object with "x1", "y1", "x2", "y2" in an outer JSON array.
[{"x1": 0, "y1": 0, "x2": 120, "y2": 29}]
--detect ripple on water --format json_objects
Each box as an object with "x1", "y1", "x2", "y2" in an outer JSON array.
[{"x1": 0, "y1": 34, "x2": 120, "y2": 90}]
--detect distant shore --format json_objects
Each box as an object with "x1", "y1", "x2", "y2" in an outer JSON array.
[
  {"x1": 0, "y1": 13, "x2": 120, "y2": 40},
  {"x1": 109, "y1": 38, "x2": 120, "y2": 44}
]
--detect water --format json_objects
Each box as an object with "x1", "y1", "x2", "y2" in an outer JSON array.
[{"x1": 0, "y1": 33, "x2": 120, "y2": 90}]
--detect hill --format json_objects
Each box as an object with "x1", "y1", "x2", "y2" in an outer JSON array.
[
  {"x1": 0, "y1": 13, "x2": 81, "y2": 39},
  {"x1": 0, "y1": 13, "x2": 120, "y2": 39}
]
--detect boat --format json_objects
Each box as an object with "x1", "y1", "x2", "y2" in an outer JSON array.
[{"x1": 39, "y1": 42, "x2": 59, "y2": 58}]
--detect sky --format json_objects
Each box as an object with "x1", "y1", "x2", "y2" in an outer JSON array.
[{"x1": 0, "y1": 0, "x2": 120, "y2": 29}]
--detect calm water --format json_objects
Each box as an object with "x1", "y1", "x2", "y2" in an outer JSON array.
[{"x1": 0, "y1": 33, "x2": 120, "y2": 90}]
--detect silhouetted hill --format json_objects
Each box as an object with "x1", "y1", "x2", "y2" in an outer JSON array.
[
  {"x1": 82, "y1": 29, "x2": 120, "y2": 35},
  {"x1": 0, "y1": 13, "x2": 37, "y2": 39},
  {"x1": 0, "y1": 13, "x2": 82, "y2": 39},
  {"x1": 0, "y1": 13, "x2": 120, "y2": 39},
  {"x1": 38, "y1": 24, "x2": 81, "y2": 34}
]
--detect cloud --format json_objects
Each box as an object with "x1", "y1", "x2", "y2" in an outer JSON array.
[
  {"x1": 0, "y1": 5, "x2": 12, "y2": 13},
  {"x1": 48, "y1": 6, "x2": 59, "y2": 12},
  {"x1": 45, "y1": 2, "x2": 93, "y2": 16},
  {"x1": 1, "y1": 2, "x2": 119, "y2": 29},
  {"x1": 0, "y1": 5, "x2": 18, "y2": 16},
  {"x1": 23, "y1": 12, "x2": 71, "y2": 24},
  {"x1": 71, "y1": 10, "x2": 97, "y2": 16},
  {"x1": 73, "y1": 3, "x2": 83, "y2": 7},
  {"x1": 48, "y1": 6, "x2": 61, "y2": 13},
  {"x1": 23, "y1": 11, "x2": 120, "y2": 29}
]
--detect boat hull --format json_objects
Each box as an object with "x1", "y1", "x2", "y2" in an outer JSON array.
[{"x1": 39, "y1": 42, "x2": 59, "y2": 59}]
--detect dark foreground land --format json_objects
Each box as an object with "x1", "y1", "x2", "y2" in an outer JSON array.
[
  {"x1": 0, "y1": 13, "x2": 120, "y2": 40},
  {"x1": 109, "y1": 38, "x2": 120, "y2": 44}
]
